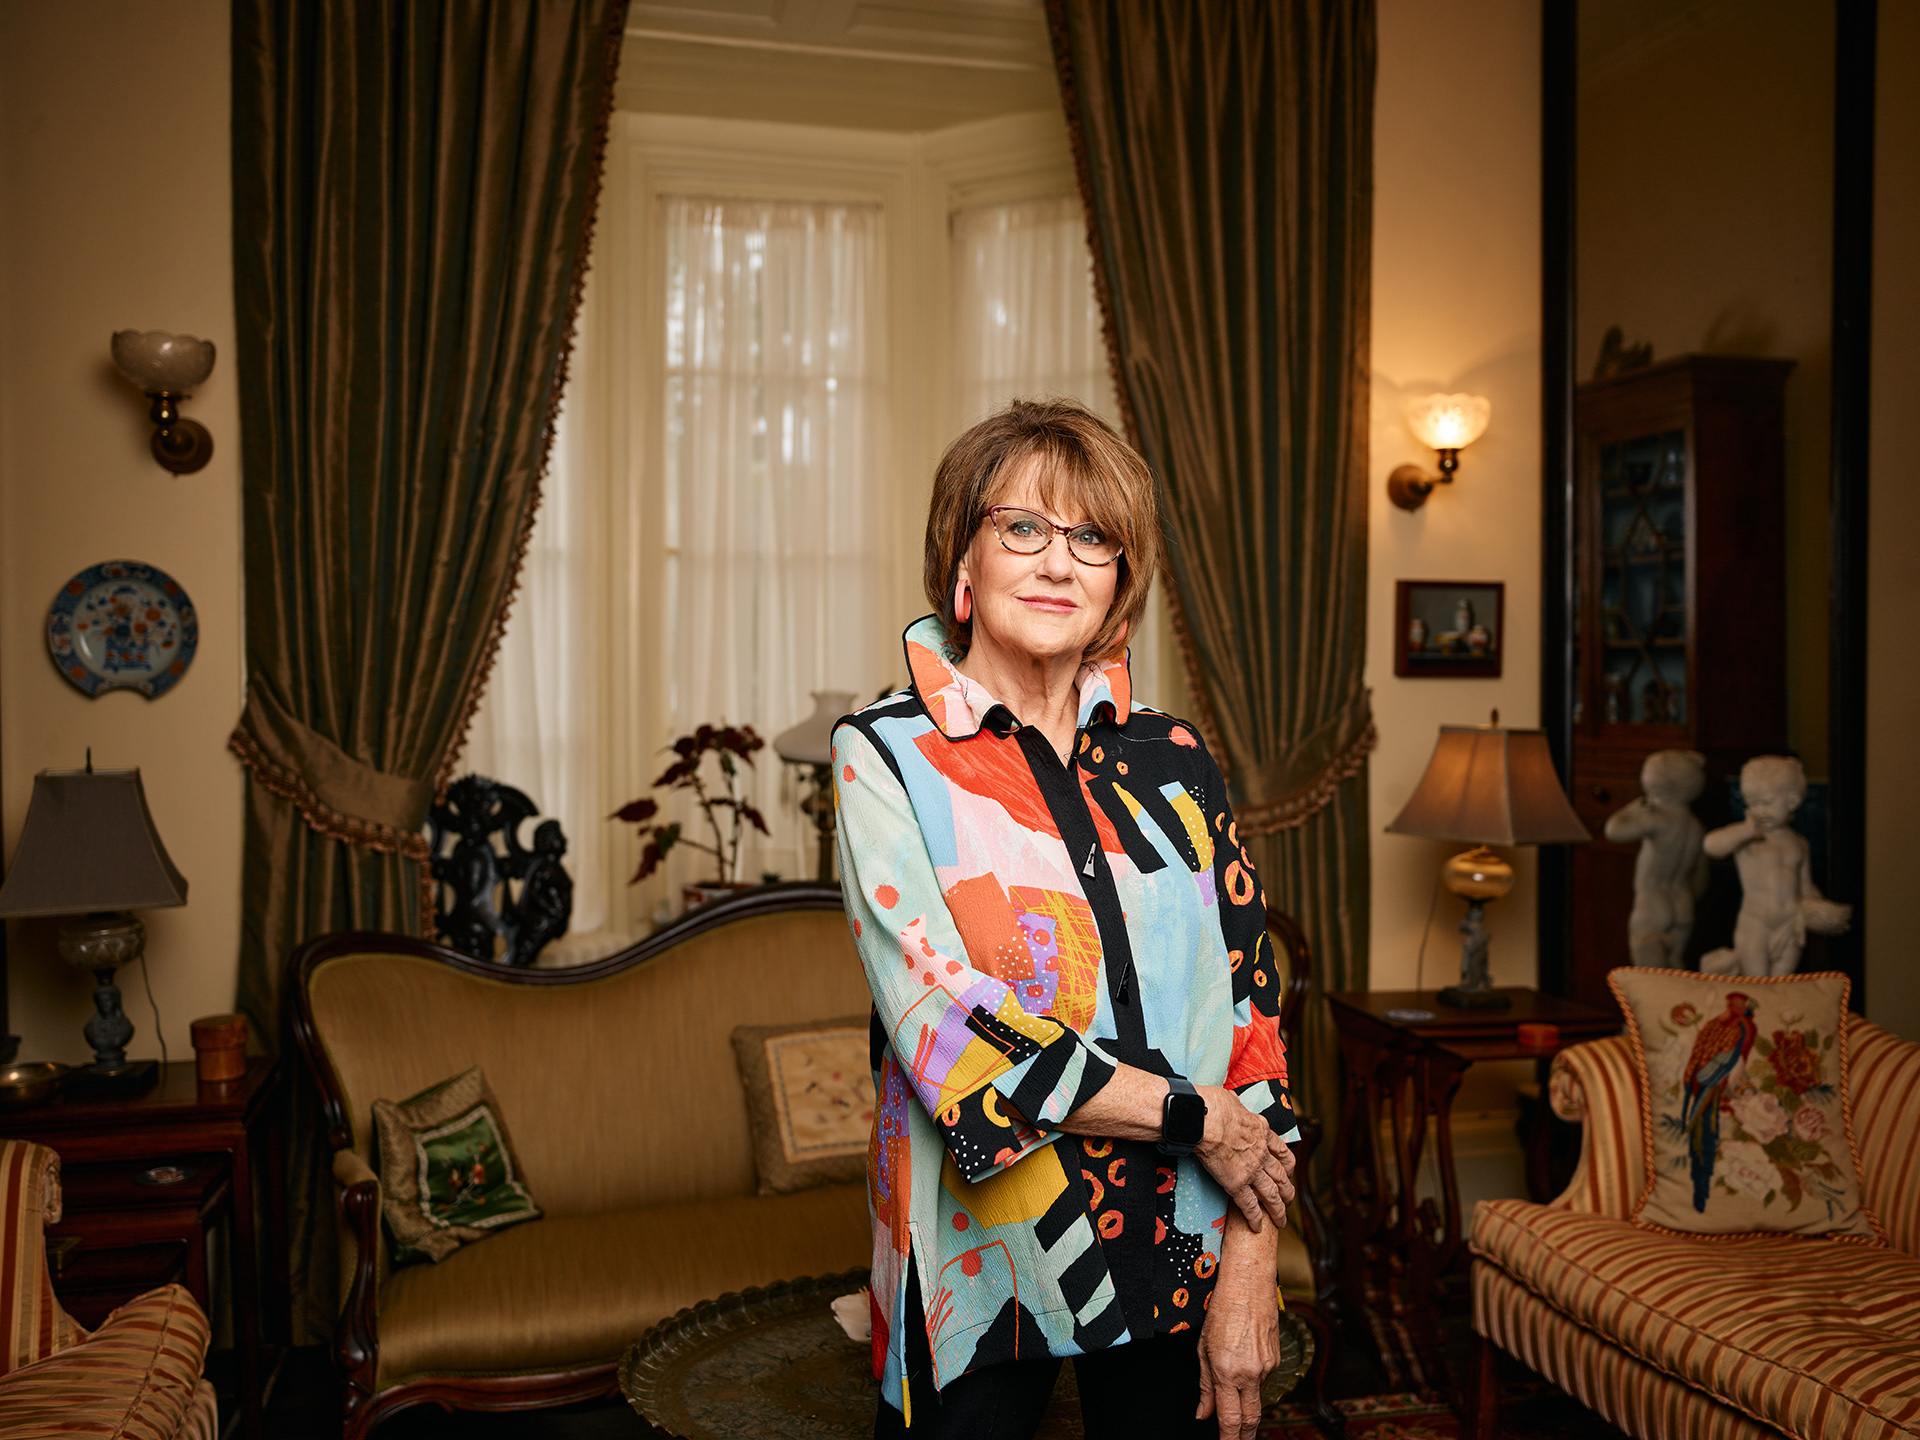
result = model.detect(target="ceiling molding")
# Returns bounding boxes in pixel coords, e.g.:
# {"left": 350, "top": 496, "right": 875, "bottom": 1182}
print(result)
{"left": 624, "top": 27, "right": 1037, "bottom": 71}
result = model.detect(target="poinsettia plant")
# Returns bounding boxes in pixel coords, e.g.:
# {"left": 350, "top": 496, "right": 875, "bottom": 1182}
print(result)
{"left": 613, "top": 724, "right": 769, "bottom": 884}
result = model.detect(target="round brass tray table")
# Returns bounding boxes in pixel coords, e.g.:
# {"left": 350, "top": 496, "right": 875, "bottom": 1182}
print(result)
{"left": 620, "top": 1270, "right": 1313, "bottom": 1440}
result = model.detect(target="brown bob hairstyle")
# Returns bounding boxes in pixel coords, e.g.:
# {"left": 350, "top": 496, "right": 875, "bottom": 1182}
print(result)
{"left": 924, "top": 398, "right": 1163, "bottom": 663}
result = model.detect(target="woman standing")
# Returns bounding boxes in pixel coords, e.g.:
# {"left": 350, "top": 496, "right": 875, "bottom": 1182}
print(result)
{"left": 835, "top": 401, "right": 1299, "bottom": 1440}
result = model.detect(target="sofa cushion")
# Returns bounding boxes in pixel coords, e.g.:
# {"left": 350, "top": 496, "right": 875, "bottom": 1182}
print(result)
{"left": 1610, "top": 968, "right": 1882, "bottom": 1242}
{"left": 374, "top": 1066, "right": 542, "bottom": 1263}
{"left": 0, "top": 1284, "right": 210, "bottom": 1440}
{"left": 1472, "top": 1200, "right": 1920, "bottom": 1438}
{"left": 1474, "top": 1263, "right": 1781, "bottom": 1440}
{"left": 375, "top": 1183, "right": 871, "bottom": 1385}
{"left": 731, "top": 1015, "right": 873, "bottom": 1194}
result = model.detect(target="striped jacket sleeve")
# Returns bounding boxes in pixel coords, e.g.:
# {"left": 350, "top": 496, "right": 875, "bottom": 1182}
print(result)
{"left": 834, "top": 722, "right": 1116, "bottom": 1182}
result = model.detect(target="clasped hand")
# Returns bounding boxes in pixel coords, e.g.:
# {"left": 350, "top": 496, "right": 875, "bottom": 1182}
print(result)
{"left": 1192, "top": 1085, "right": 1294, "bottom": 1231}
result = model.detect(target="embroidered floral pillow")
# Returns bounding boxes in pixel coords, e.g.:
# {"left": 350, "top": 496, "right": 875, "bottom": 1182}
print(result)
{"left": 731, "top": 1016, "right": 875, "bottom": 1195}
{"left": 1610, "top": 968, "right": 1883, "bottom": 1242}
{"left": 373, "top": 1066, "right": 542, "bottom": 1264}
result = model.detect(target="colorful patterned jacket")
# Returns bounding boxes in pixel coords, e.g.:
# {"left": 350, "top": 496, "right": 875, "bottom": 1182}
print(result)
{"left": 833, "top": 616, "right": 1298, "bottom": 1414}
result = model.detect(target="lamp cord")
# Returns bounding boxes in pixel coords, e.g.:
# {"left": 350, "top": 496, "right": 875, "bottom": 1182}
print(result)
{"left": 1414, "top": 868, "right": 1445, "bottom": 995}
{"left": 136, "top": 956, "right": 168, "bottom": 1070}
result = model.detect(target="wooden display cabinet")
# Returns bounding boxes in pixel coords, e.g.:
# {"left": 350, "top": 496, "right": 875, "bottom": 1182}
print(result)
{"left": 1566, "top": 355, "right": 1792, "bottom": 1012}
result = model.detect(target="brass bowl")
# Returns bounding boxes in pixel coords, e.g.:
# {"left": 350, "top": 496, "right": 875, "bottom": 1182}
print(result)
{"left": 0, "top": 1062, "right": 69, "bottom": 1110}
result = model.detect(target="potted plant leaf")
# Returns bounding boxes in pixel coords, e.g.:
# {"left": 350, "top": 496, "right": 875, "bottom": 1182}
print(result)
{"left": 613, "top": 723, "right": 771, "bottom": 912}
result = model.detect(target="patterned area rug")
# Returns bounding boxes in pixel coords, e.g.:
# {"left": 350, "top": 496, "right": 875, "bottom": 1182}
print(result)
{"left": 1262, "top": 1384, "right": 1629, "bottom": 1440}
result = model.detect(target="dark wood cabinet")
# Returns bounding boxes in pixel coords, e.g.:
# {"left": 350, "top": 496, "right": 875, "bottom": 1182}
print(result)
{"left": 1565, "top": 355, "right": 1792, "bottom": 1012}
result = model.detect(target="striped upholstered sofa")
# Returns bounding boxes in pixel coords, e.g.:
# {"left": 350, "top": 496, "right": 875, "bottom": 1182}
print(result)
{"left": 0, "top": 1140, "right": 217, "bottom": 1440}
{"left": 1466, "top": 1018, "right": 1920, "bottom": 1440}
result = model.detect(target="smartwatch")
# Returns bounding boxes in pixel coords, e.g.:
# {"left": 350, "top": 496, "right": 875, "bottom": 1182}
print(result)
{"left": 1158, "top": 1075, "right": 1207, "bottom": 1157}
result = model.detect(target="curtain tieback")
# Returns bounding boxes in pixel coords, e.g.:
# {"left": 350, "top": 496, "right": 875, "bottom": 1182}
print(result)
{"left": 229, "top": 688, "right": 434, "bottom": 859}
{"left": 1233, "top": 689, "right": 1377, "bottom": 836}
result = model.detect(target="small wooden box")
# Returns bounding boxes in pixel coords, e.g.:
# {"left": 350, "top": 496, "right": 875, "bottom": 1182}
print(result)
{"left": 188, "top": 1014, "right": 248, "bottom": 1083}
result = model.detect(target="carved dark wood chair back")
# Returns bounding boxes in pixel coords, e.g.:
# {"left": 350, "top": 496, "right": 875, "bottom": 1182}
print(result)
{"left": 1264, "top": 906, "right": 1344, "bottom": 1437}
{"left": 427, "top": 774, "right": 574, "bottom": 967}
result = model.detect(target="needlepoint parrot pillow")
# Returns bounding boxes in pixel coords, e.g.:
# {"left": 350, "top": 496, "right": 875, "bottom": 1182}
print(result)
{"left": 1610, "top": 968, "right": 1884, "bottom": 1243}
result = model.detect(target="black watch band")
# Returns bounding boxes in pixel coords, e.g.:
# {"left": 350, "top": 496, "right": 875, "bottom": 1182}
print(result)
{"left": 1158, "top": 1075, "right": 1207, "bottom": 1157}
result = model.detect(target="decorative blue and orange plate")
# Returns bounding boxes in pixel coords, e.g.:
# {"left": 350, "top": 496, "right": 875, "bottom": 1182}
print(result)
{"left": 46, "top": 560, "right": 198, "bottom": 698}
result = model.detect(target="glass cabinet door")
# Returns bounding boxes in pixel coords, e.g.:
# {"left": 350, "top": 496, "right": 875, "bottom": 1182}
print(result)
{"left": 1595, "top": 429, "right": 1687, "bottom": 727}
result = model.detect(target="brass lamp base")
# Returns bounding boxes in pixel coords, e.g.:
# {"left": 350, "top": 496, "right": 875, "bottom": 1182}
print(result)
{"left": 1437, "top": 847, "right": 1514, "bottom": 1010}
{"left": 56, "top": 913, "right": 148, "bottom": 1076}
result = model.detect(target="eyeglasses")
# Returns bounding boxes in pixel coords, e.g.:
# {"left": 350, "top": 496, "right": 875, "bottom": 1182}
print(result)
{"left": 986, "top": 506, "right": 1124, "bottom": 567}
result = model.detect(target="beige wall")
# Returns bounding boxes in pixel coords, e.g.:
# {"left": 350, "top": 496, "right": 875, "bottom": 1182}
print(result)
{"left": 0, "top": 1, "right": 244, "bottom": 1065}
{"left": 1867, "top": 3, "right": 1920, "bottom": 1042}
{"left": 1370, "top": 0, "right": 1543, "bottom": 1028}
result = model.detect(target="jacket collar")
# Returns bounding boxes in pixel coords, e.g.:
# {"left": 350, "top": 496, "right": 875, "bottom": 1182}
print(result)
{"left": 901, "top": 614, "right": 1132, "bottom": 740}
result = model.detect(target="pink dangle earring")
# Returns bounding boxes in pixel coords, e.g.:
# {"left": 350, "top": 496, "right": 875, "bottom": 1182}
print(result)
{"left": 953, "top": 576, "right": 972, "bottom": 623}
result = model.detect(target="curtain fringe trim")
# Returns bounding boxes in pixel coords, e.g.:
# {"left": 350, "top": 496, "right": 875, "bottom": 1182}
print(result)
{"left": 228, "top": 728, "right": 432, "bottom": 861}
{"left": 433, "top": 0, "right": 629, "bottom": 801}
{"left": 1045, "top": 0, "right": 1232, "bottom": 774}
{"left": 1236, "top": 721, "right": 1377, "bottom": 837}
{"left": 421, "top": 0, "right": 630, "bottom": 934}
{"left": 227, "top": 0, "right": 629, "bottom": 945}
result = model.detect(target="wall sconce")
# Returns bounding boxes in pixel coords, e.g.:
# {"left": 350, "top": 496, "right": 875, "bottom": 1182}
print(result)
{"left": 1387, "top": 392, "right": 1491, "bottom": 511}
{"left": 110, "top": 331, "right": 216, "bottom": 474}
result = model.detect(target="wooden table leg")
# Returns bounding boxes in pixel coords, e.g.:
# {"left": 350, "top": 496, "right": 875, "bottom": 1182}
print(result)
{"left": 264, "top": 1092, "right": 292, "bottom": 1350}
{"left": 1333, "top": 1031, "right": 1434, "bottom": 1390}
{"left": 1405, "top": 1047, "right": 1470, "bottom": 1395}
{"left": 228, "top": 1132, "right": 263, "bottom": 1440}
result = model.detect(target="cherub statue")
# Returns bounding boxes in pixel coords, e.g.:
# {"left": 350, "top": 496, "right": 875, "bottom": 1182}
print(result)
{"left": 1700, "top": 755, "right": 1850, "bottom": 977}
{"left": 1603, "top": 749, "right": 1708, "bottom": 968}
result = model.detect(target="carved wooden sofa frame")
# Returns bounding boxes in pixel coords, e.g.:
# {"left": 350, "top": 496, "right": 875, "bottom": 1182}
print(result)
{"left": 290, "top": 882, "right": 855, "bottom": 1438}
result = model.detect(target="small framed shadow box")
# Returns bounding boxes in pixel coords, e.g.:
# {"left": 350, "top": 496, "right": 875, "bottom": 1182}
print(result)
{"left": 1395, "top": 580, "right": 1504, "bottom": 678}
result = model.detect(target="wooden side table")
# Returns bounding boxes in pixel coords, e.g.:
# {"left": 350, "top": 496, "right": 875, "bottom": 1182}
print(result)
{"left": 0, "top": 1057, "right": 289, "bottom": 1439}
{"left": 1326, "top": 989, "right": 1617, "bottom": 1393}
{"left": 52, "top": 1152, "right": 234, "bottom": 1324}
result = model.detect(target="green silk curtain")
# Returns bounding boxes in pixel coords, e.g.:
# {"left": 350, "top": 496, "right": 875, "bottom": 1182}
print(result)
{"left": 229, "top": 0, "right": 627, "bottom": 1338}
{"left": 1048, "top": 0, "right": 1376, "bottom": 1123}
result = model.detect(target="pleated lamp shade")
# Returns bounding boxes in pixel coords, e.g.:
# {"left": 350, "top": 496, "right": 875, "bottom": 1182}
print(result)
{"left": 1386, "top": 726, "right": 1589, "bottom": 846}
{"left": 0, "top": 769, "right": 187, "bottom": 917}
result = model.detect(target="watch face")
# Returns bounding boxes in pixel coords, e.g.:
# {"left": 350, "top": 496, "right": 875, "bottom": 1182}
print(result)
{"left": 1165, "top": 1089, "right": 1207, "bottom": 1147}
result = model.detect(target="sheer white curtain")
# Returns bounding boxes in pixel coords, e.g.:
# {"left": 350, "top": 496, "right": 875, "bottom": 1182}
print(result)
{"left": 950, "top": 194, "right": 1174, "bottom": 710}
{"left": 462, "top": 351, "right": 615, "bottom": 950}
{"left": 660, "top": 196, "right": 890, "bottom": 886}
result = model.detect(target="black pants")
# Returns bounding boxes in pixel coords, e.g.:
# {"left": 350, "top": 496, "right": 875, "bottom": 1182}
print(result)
{"left": 873, "top": 1268, "right": 1214, "bottom": 1440}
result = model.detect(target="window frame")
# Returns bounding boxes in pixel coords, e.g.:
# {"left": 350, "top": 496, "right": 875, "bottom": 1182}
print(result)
{"left": 587, "top": 110, "right": 1083, "bottom": 929}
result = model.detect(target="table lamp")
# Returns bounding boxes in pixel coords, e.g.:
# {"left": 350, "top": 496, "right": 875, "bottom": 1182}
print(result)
{"left": 773, "top": 691, "right": 855, "bottom": 882}
{"left": 0, "top": 766, "right": 188, "bottom": 1089}
{"left": 1386, "top": 720, "right": 1587, "bottom": 1009}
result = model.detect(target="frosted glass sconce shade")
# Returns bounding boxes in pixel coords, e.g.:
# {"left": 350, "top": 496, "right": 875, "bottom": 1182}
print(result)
{"left": 1389, "top": 392, "right": 1493, "bottom": 511}
{"left": 110, "top": 331, "right": 216, "bottom": 474}
{"left": 1404, "top": 393, "right": 1492, "bottom": 451}
{"left": 111, "top": 331, "right": 215, "bottom": 394}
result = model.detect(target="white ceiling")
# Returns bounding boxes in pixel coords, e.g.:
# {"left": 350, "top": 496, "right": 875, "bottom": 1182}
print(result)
{"left": 619, "top": 0, "right": 1060, "bottom": 132}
